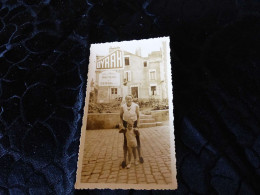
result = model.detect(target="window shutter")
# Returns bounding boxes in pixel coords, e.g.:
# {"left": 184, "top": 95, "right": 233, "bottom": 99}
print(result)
{"left": 129, "top": 71, "right": 131, "bottom": 81}
{"left": 124, "top": 71, "right": 126, "bottom": 80}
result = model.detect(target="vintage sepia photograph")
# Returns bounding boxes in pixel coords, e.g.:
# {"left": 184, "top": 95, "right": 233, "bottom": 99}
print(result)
{"left": 75, "top": 37, "right": 177, "bottom": 190}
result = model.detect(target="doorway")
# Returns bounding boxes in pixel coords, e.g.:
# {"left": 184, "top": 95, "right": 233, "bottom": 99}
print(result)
{"left": 131, "top": 87, "right": 138, "bottom": 98}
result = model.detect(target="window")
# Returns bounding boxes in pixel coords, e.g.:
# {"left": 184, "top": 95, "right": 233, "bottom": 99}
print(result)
{"left": 131, "top": 87, "right": 138, "bottom": 98}
{"left": 124, "top": 57, "right": 130, "bottom": 66}
{"left": 151, "top": 86, "right": 156, "bottom": 95}
{"left": 144, "top": 61, "right": 147, "bottom": 67}
{"left": 111, "top": 88, "right": 117, "bottom": 94}
{"left": 124, "top": 71, "right": 131, "bottom": 81}
{"left": 150, "top": 70, "right": 156, "bottom": 80}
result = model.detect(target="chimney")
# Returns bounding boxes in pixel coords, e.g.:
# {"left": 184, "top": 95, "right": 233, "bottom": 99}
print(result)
{"left": 135, "top": 48, "right": 141, "bottom": 56}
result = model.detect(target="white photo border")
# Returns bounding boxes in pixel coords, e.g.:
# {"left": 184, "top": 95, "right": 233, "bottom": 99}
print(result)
{"left": 75, "top": 37, "right": 177, "bottom": 190}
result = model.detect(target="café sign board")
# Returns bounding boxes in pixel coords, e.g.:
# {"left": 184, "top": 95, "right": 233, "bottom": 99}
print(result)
{"left": 96, "top": 50, "right": 123, "bottom": 69}
{"left": 99, "top": 70, "right": 120, "bottom": 86}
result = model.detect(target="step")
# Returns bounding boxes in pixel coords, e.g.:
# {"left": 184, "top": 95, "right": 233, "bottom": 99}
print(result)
{"left": 139, "top": 123, "right": 156, "bottom": 128}
{"left": 140, "top": 118, "right": 155, "bottom": 123}
{"left": 156, "top": 122, "right": 163, "bottom": 126}
{"left": 141, "top": 111, "right": 152, "bottom": 115}
{"left": 140, "top": 115, "right": 153, "bottom": 119}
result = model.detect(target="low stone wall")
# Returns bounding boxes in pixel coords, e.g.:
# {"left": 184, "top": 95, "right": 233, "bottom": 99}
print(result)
{"left": 87, "top": 113, "right": 120, "bottom": 130}
{"left": 87, "top": 110, "right": 169, "bottom": 129}
{"left": 151, "top": 109, "right": 169, "bottom": 121}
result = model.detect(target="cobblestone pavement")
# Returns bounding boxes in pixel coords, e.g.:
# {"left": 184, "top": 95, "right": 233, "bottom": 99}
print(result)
{"left": 81, "top": 125, "right": 175, "bottom": 185}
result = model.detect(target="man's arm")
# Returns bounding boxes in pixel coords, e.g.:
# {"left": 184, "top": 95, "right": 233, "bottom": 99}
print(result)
{"left": 136, "top": 104, "right": 140, "bottom": 127}
{"left": 120, "top": 106, "right": 124, "bottom": 128}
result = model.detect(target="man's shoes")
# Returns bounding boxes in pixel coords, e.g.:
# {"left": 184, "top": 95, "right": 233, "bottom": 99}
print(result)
{"left": 134, "top": 160, "right": 139, "bottom": 165}
{"left": 126, "top": 163, "right": 131, "bottom": 169}
{"left": 139, "top": 157, "right": 144, "bottom": 163}
{"left": 122, "top": 161, "right": 127, "bottom": 168}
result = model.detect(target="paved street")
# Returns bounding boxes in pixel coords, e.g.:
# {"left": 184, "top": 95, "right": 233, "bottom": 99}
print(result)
{"left": 80, "top": 125, "right": 175, "bottom": 185}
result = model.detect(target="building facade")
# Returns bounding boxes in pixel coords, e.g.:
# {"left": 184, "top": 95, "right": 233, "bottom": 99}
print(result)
{"left": 94, "top": 42, "right": 168, "bottom": 103}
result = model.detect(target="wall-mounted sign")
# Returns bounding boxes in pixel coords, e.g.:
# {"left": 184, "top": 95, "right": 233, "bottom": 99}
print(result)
{"left": 96, "top": 50, "right": 123, "bottom": 69}
{"left": 99, "top": 70, "right": 120, "bottom": 86}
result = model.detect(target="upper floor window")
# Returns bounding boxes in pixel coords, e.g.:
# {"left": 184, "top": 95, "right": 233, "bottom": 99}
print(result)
{"left": 144, "top": 61, "right": 147, "bottom": 67}
{"left": 124, "top": 57, "right": 130, "bottom": 66}
{"left": 124, "top": 71, "right": 131, "bottom": 81}
{"left": 149, "top": 70, "right": 156, "bottom": 80}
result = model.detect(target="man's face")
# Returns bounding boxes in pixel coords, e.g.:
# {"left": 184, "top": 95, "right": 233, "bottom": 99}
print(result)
{"left": 125, "top": 96, "right": 133, "bottom": 105}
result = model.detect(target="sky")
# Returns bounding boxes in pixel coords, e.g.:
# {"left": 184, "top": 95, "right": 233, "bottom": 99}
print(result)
{"left": 90, "top": 37, "right": 169, "bottom": 57}
{"left": 87, "top": 37, "right": 170, "bottom": 83}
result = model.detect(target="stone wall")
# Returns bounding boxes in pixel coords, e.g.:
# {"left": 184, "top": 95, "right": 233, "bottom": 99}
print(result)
{"left": 151, "top": 109, "right": 169, "bottom": 122}
{"left": 86, "top": 110, "right": 169, "bottom": 129}
{"left": 87, "top": 113, "right": 120, "bottom": 130}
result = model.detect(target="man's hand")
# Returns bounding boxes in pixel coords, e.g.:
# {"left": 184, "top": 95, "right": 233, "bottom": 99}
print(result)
{"left": 119, "top": 123, "right": 126, "bottom": 133}
{"left": 134, "top": 129, "right": 140, "bottom": 136}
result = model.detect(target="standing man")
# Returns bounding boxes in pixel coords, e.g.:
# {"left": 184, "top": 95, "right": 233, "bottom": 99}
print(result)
{"left": 120, "top": 95, "right": 140, "bottom": 128}
{"left": 120, "top": 95, "right": 144, "bottom": 168}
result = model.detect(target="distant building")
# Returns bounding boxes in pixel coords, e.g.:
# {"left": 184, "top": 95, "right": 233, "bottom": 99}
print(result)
{"left": 94, "top": 42, "right": 168, "bottom": 103}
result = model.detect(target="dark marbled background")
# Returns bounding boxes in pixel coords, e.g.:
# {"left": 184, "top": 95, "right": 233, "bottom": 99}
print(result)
{"left": 0, "top": 0, "right": 260, "bottom": 194}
